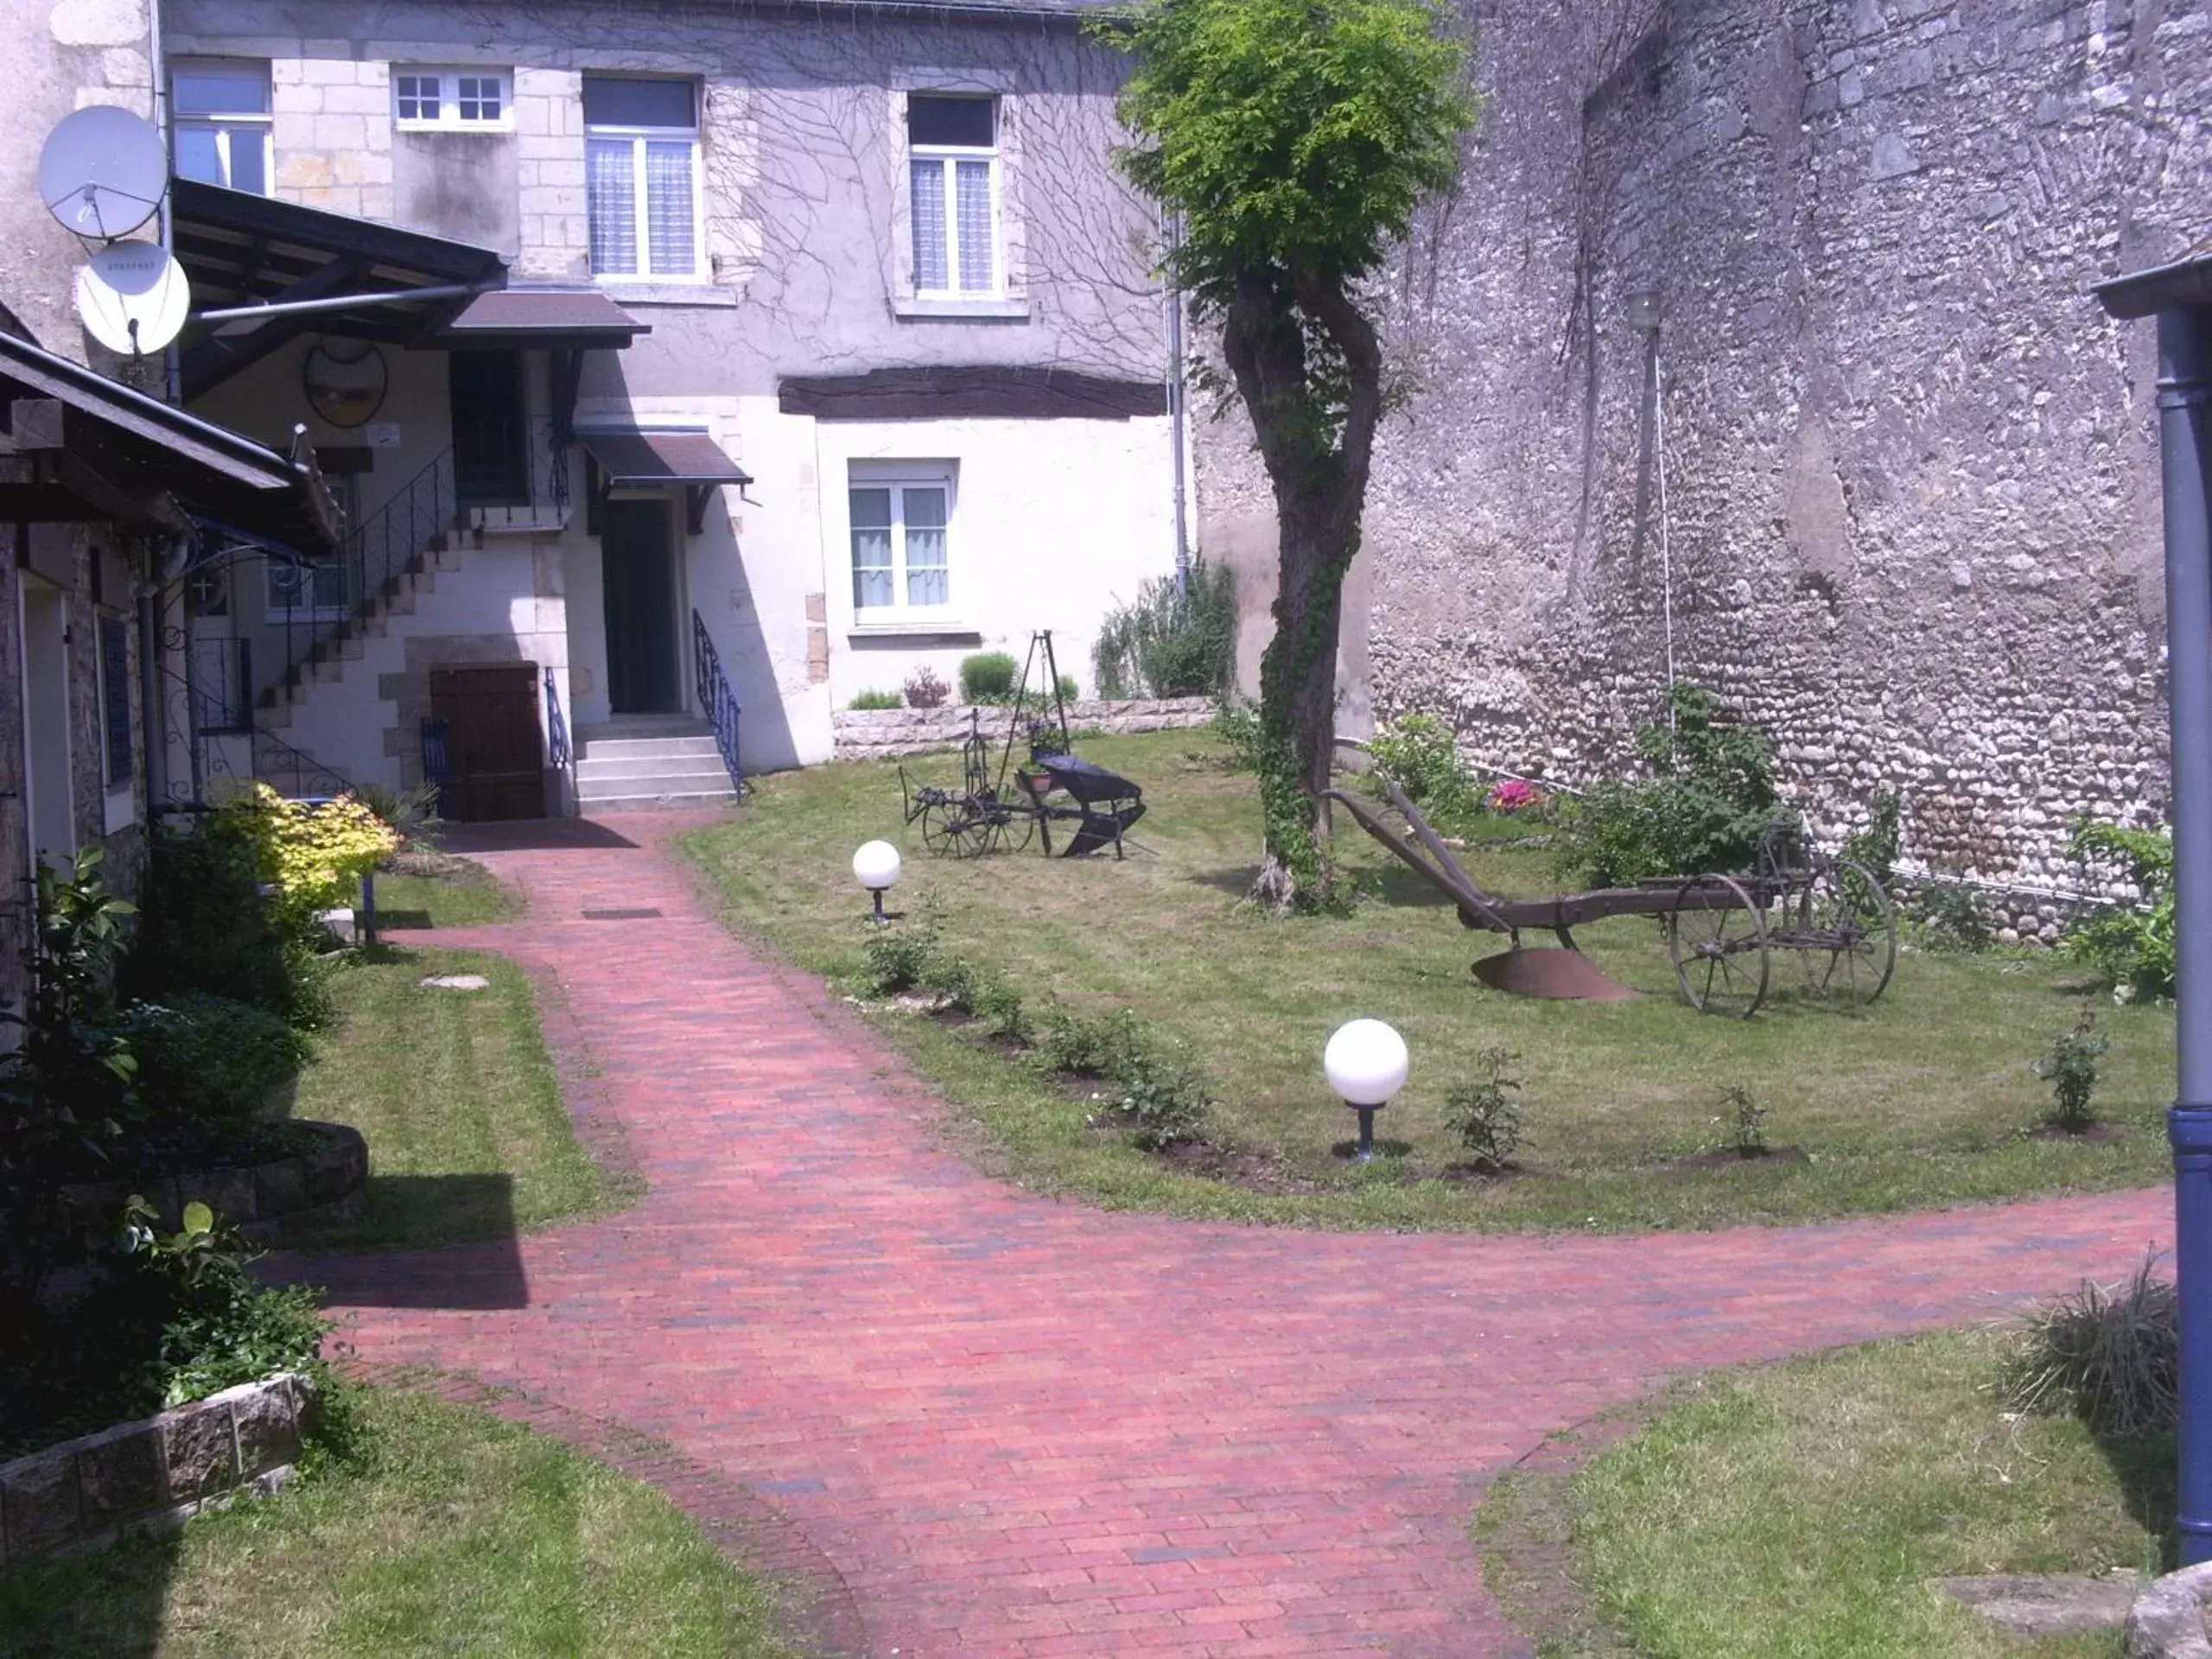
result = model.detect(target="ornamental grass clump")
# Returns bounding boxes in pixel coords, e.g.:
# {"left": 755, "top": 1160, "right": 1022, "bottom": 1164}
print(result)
{"left": 2008, "top": 1254, "right": 2177, "bottom": 1436}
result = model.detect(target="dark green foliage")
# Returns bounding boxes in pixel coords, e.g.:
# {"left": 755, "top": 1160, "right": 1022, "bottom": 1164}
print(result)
{"left": 858, "top": 903, "right": 944, "bottom": 996}
{"left": 848, "top": 688, "right": 902, "bottom": 711}
{"left": 1056, "top": 673, "right": 1081, "bottom": 703}
{"left": 1040, "top": 1003, "right": 1148, "bottom": 1077}
{"left": 2010, "top": 1255, "right": 2177, "bottom": 1436}
{"left": 960, "top": 652, "right": 1020, "bottom": 703}
{"left": 128, "top": 994, "right": 308, "bottom": 1137}
{"left": 2064, "top": 821, "right": 2176, "bottom": 1001}
{"left": 1841, "top": 790, "right": 1904, "bottom": 888}
{"left": 352, "top": 779, "right": 442, "bottom": 832}
{"left": 1110, "top": 1046, "right": 1211, "bottom": 1150}
{"left": 1555, "top": 684, "right": 1785, "bottom": 887}
{"left": 124, "top": 818, "right": 330, "bottom": 1028}
{"left": 1443, "top": 1046, "right": 1523, "bottom": 1171}
{"left": 973, "top": 976, "right": 1034, "bottom": 1047}
{"left": 1720, "top": 1084, "right": 1766, "bottom": 1157}
{"left": 2034, "top": 1011, "right": 2109, "bottom": 1133}
{"left": 1207, "top": 700, "right": 1263, "bottom": 772}
{"left": 1367, "top": 713, "right": 1482, "bottom": 832}
{"left": 1092, "top": 557, "right": 1237, "bottom": 700}
{"left": 1911, "top": 881, "right": 1994, "bottom": 952}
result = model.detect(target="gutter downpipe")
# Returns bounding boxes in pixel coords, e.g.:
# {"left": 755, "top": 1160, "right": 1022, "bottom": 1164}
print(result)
{"left": 2158, "top": 302, "right": 2212, "bottom": 1568}
{"left": 1166, "top": 213, "right": 1190, "bottom": 602}
{"left": 144, "top": 0, "right": 175, "bottom": 814}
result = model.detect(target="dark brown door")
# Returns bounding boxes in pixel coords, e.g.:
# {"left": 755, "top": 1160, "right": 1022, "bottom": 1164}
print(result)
{"left": 448, "top": 351, "right": 528, "bottom": 505}
{"left": 429, "top": 664, "right": 544, "bottom": 822}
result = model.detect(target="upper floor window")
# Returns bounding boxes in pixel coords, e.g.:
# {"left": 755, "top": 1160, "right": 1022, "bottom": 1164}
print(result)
{"left": 394, "top": 67, "right": 512, "bottom": 130}
{"left": 907, "top": 95, "right": 997, "bottom": 296}
{"left": 583, "top": 77, "right": 700, "bottom": 282}
{"left": 172, "top": 60, "right": 271, "bottom": 194}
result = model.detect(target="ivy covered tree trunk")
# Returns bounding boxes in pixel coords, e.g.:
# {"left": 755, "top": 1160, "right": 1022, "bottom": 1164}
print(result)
{"left": 1227, "top": 278, "right": 1382, "bottom": 912}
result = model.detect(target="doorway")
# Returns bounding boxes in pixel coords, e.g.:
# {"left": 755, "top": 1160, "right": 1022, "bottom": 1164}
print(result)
{"left": 19, "top": 578, "right": 73, "bottom": 869}
{"left": 601, "top": 498, "right": 681, "bottom": 715}
{"left": 429, "top": 664, "right": 546, "bottom": 822}
{"left": 448, "top": 351, "right": 528, "bottom": 505}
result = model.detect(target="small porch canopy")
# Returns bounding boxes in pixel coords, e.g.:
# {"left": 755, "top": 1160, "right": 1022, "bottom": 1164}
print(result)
{"left": 171, "top": 179, "right": 646, "bottom": 402}
{"left": 0, "top": 328, "right": 339, "bottom": 552}
{"left": 577, "top": 427, "right": 752, "bottom": 533}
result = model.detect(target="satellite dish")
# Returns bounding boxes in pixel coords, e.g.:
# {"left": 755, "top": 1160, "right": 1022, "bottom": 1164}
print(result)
{"left": 76, "top": 243, "right": 191, "bottom": 356}
{"left": 39, "top": 105, "right": 168, "bottom": 240}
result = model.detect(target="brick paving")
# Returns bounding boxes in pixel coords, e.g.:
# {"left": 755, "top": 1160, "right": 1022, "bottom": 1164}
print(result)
{"left": 307, "top": 814, "right": 2174, "bottom": 1656}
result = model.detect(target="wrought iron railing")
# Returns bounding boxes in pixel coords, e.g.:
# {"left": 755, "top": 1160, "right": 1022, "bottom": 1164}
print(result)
{"left": 160, "top": 653, "right": 352, "bottom": 805}
{"left": 691, "top": 609, "right": 743, "bottom": 797}
{"left": 544, "top": 665, "right": 571, "bottom": 770}
{"left": 186, "top": 635, "right": 253, "bottom": 734}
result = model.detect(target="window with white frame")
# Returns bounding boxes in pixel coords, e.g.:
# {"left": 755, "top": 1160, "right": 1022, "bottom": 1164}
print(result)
{"left": 583, "top": 77, "right": 701, "bottom": 281}
{"left": 393, "top": 67, "right": 512, "bottom": 129}
{"left": 907, "top": 95, "right": 997, "bottom": 296}
{"left": 264, "top": 555, "right": 349, "bottom": 620}
{"left": 849, "top": 467, "right": 953, "bottom": 616}
{"left": 172, "top": 60, "right": 272, "bottom": 194}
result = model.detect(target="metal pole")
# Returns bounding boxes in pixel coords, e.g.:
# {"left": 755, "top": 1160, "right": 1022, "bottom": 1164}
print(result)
{"left": 1166, "top": 213, "right": 1191, "bottom": 603}
{"left": 190, "top": 283, "right": 493, "bottom": 325}
{"left": 2159, "top": 302, "right": 2212, "bottom": 1567}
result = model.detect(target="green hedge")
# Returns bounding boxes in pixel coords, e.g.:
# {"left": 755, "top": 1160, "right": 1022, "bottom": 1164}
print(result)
{"left": 130, "top": 993, "right": 309, "bottom": 1135}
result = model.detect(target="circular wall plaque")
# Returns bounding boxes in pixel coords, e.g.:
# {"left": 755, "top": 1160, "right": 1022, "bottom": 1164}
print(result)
{"left": 302, "top": 340, "right": 389, "bottom": 428}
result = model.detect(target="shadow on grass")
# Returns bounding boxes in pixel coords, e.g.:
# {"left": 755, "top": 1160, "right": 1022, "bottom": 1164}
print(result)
{"left": 285, "top": 1174, "right": 531, "bottom": 1310}
{"left": 435, "top": 820, "right": 639, "bottom": 852}
{"left": 0, "top": 1522, "right": 182, "bottom": 1658}
{"left": 372, "top": 909, "right": 437, "bottom": 931}
{"left": 2094, "top": 1427, "right": 2179, "bottom": 1572}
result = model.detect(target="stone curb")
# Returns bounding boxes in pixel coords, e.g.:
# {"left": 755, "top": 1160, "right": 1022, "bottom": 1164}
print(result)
{"left": 2127, "top": 1562, "right": 2212, "bottom": 1657}
{"left": 830, "top": 696, "right": 1217, "bottom": 760}
{"left": 0, "top": 1373, "right": 318, "bottom": 1569}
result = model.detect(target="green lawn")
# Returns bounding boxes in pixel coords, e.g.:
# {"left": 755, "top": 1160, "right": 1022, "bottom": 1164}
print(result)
{"left": 0, "top": 1388, "right": 794, "bottom": 1658}
{"left": 367, "top": 852, "right": 520, "bottom": 931}
{"left": 287, "top": 948, "right": 633, "bottom": 1250}
{"left": 684, "top": 730, "right": 2175, "bottom": 1232}
{"left": 1495, "top": 1325, "right": 2171, "bottom": 1658}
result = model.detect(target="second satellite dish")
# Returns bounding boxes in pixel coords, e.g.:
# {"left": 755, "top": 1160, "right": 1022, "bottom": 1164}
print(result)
{"left": 39, "top": 105, "right": 168, "bottom": 240}
{"left": 77, "top": 243, "right": 191, "bottom": 356}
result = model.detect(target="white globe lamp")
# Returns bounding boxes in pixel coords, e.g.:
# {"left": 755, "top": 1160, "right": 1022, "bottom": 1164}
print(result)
{"left": 1325, "top": 1018, "right": 1409, "bottom": 1160}
{"left": 853, "top": 839, "right": 901, "bottom": 925}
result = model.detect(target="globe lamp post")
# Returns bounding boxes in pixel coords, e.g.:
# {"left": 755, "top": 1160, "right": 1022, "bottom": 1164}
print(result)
{"left": 1325, "top": 1019, "right": 1408, "bottom": 1162}
{"left": 853, "top": 840, "right": 901, "bottom": 925}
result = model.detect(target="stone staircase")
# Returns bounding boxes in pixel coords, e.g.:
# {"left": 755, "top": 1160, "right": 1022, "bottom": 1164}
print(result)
{"left": 574, "top": 718, "right": 740, "bottom": 811}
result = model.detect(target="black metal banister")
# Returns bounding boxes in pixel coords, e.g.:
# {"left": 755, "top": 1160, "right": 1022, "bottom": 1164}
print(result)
{"left": 544, "top": 666, "right": 571, "bottom": 770}
{"left": 691, "top": 610, "right": 743, "bottom": 797}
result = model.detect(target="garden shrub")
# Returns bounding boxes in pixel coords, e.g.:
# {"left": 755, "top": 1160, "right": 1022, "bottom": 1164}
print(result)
{"left": 1092, "top": 556, "right": 1236, "bottom": 699}
{"left": 1040, "top": 1003, "right": 1147, "bottom": 1077}
{"left": 2064, "top": 820, "right": 2175, "bottom": 1001}
{"left": 1208, "top": 700, "right": 1262, "bottom": 772}
{"left": 2033, "top": 1012, "right": 2108, "bottom": 1133}
{"left": 960, "top": 652, "right": 1020, "bottom": 703}
{"left": 849, "top": 688, "right": 902, "bottom": 710}
{"left": 124, "top": 817, "right": 326, "bottom": 1028}
{"left": 1443, "top": 1046, "right": 1523, "bottom": 1171}
{"left": 974, "top": 977, "right": 1034, "bottom": 1047}
{"left": 224, "top": 784, "right": 402, "bottom": 926}
{"left": 1368, "top": 713, "right": 1481, "bottom": 830}
{"left": 128, "top": 994, "right": 308, "bottom": 1137}
{"left": 1109, "top": 1046, "right": 1211, "bottom": 1150}
{"left": 1554, "top": 683, "right": 1785, "bottom": 887}
{"left": 2009, "top": 1254, "right": 2176, "bottom": 1437}
{"left": 903, "top": 665, "right": 950, "bottom": 709}
{"left": 1719, "top": 1084, "right": 1767, "bottom": 1157}
{"left": 1056, "top": 673, "right": 1080, "bottom": 702}
{"left": 858, "top": 903, "right": 943, "bottom": 995}
{"left": 1910, "top": 880, "right": 1994, "bottom": 952}
{"left": 1840, "top": 788, "right": 1904, "bottom": 888}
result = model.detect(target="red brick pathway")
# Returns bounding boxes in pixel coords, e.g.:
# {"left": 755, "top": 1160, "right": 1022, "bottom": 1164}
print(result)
{"left": 314, "top": 814, "right": 2173, "bottom": 1656}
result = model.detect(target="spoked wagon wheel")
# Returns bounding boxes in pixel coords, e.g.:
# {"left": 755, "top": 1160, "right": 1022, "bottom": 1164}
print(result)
{"left": 1794, "top": 857, "right": 1897, "bottom": 1004}
{"left": 1668, "top": 874, "right": 1771, "bottom": 1018}
{"left": 918, "top": 800, "right": 988, "bottom": 858}
{"left": 987, "top": 802, "right": 1038, "bottom": 856}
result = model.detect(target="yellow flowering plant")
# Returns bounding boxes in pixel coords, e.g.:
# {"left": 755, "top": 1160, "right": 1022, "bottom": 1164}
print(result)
{"left": 218, "top": 785, "right": 401, "bottom": 924}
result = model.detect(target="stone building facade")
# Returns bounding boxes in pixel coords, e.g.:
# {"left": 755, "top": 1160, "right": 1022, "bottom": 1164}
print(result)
{"left": 1198, "top": 0, "right": 2210, "bottom": 887}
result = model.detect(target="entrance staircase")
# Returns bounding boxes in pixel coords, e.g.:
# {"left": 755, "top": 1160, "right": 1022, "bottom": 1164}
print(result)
{"left": 574, "top": 717, "right": 741, "bottom": 811}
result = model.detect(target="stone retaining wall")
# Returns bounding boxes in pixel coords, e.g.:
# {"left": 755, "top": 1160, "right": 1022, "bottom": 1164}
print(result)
{"left": 0, "top": 1374, "right": 317, "bottom": 1567}
{"left": 832, "top": 697, "right": 1217, "bottom": 761}
{"left": 57, "top": 1122, "right": 369, "bottom": 1247}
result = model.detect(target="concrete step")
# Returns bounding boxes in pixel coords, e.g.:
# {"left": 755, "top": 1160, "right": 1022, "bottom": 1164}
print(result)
{"left": 575, "top": 752, "right": 733, "bottom": 782}
{"left": 575, "top": 785, "right": 741, "bottom": 811}
{"left": 574, "top": 734, "right": 722, "bottom": 764}
{"left": 577, "top": 766, "right": 734, "bottom": 797}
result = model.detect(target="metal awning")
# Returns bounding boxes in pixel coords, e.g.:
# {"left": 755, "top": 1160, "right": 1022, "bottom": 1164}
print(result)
{"left": 0, "top": 328, "right": 338, "bottom": 551}
{"left": 436, "top": 289, "right": 645, "bottom": 347}
{"left": 578, "top": 427, "right": 751, "bottom": 534}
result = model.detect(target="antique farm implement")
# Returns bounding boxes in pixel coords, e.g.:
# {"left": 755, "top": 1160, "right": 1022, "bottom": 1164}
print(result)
{"left": 1323, "top": 780, "right": 1896, "bottom": 1016}
{"left": 898, "top": 632, "right": 1147, "bottom": 860}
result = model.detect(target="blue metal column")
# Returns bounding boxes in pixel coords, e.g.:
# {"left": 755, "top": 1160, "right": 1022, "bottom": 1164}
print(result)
{"left": 2158, "top": 302, "right": 2212, "bottom": 1566}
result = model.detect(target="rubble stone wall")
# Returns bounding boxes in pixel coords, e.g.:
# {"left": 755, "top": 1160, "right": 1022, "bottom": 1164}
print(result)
{"left": 833, "top": 696, "right": 1216, "bottom": 760}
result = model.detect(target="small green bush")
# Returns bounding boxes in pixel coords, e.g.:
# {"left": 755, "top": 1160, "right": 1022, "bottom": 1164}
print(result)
{"left": 1110, "top": 1047, "right": 1211, "bottom": 1150}
{"left": 1093, "top": 556, "right": 1236, "bottom": 699}
{"left": 2065, "top": 821, "right": 2175, "bottom": 1001}
{"left": 124, "top": 819, "right": 327, "bottom": 1028}
{"left": 1056, "top": 673, "right": 1080, "bottom": 702}
{"left": 1911, "top": 881, "right": 1993, "bottom": 952}
{"left": 1040, "top": 1003, "right": 1147, "bottom": 1078}
{"left": 1368, "top": 713, "right": 1482, "bottom": 830}
{"left": 2010, "top": 1254, "right": 2176, "bottom": 1436}
{"left": 849, "top": 688, "right": 902, "bottom": 711}
{"left": 1443, "top": 1046, "right": 1523, "bottom": 1171}
{"left": 1554, "top": 683, "right": 1785, "bottom": 887}
{"left": 2033, "top": 1011, "right": 2108, "bottom": 1133}
{"left": 1840, "top": 789, "right": 1904, "bottom": 888}
{"left": 1208, "top": 700, "right": 1262, "bottom": 772}
{"left": 960, "top": 652, "right": 1020, "bottom": 703}
{"left": 1719, "top": 1084, "right": 1766, "bottom": 1157}
{"left": 128, "top": 994, "right": 309, "bottom": 1136}
{"left": 858, "top": 904, "right": 943, "bottom": 995}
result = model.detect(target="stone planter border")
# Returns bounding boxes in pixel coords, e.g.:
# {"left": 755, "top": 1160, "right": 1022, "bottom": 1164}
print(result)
{"left": 58, "top": 1121, "right": 369, "bottom": 1246}
{"left": 832, "top": 696, "right": 1217, "bottom": 761}
{"left": 0, "top": 1373, "right": 318, "bottom": 1567}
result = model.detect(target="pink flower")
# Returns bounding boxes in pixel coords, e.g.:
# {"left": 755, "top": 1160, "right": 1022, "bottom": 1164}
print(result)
{"left": 1490, "top": 779, "right": 1543, "bottom": 814}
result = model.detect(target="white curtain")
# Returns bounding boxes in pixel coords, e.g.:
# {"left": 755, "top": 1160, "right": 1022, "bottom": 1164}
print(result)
{"left": 588, "top": 137, "right": 638, "bottom": 276}
{"left": 850, "top": 489, "right": 894, "bottom": 609}
{"left": 910, "top": 159, "right": 949, "bottom": 291}
{"left": 903, "top": 487, "right": 949, "bottom": 607}
{"left": 645, "top": 140, "right": 696, "bottom": 276}
{"left": 955, "top": 161, "right": 993, "bottom": 292}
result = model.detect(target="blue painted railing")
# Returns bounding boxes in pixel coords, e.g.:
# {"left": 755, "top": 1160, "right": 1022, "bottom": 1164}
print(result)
{"left": 690, "top": 609, "right": 743, "bottom": 797}
{"left": 543, "top": 665, "right": 571, "bottom": 770}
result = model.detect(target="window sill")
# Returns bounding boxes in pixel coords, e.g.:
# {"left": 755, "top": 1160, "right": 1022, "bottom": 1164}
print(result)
{"left": 599, "top": 283, "right": 738, "bottom": 308}
{"left": 893, "top": 296, "right": 1031, "bottom": 322}
{"left": 264, "top": 610, "right": 350, "bottom": 625}
{"left": 848, "top": 620, "right": 980, "bottom": 640}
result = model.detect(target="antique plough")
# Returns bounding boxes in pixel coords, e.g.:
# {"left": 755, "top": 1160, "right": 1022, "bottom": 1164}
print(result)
{"left": 1323, "top": 781, "right": 1896, "bottom": 1016}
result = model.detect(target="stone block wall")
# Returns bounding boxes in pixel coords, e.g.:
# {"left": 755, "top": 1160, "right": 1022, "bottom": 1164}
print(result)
{"left": 1198, "top": 0, "right": 2210, "bottom": 888}
{"left": 832, "top": 696, "right": 1216, "bottom": 760}
{"left": 0, "top": 1374, "right": 317, "bottom": 1567}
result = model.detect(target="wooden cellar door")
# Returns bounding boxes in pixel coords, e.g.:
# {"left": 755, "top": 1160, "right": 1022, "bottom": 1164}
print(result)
{"left": 429, "top": 664, "right": 546, "bottom": 822}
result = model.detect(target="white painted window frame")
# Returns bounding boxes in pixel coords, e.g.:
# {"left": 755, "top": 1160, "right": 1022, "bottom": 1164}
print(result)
{"left": 392, "top": 67, "right": 514, "bottom": 131}
{"left": 263, "top": 555, "right": 350, "bottom": 623}
{"left": 908, "top": 124, "right": 1001, "bottom": 299}
{"left": 172, "top": 59, "right": 273, "bottom": 196}
{"left": 848, "top": 463, "right": 958, "bottom": 626}
{"left": 585, "top": 96, "right": 706, "bottom": 285}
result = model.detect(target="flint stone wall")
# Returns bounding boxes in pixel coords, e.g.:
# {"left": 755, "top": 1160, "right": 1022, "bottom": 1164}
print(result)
{"left": 1198, "top": 0, "right": 2209, "bottom": 887}
{"left": 833, "top": 696, "right": 1216, "bottom": 760}
{"left": 0, "top": 1374, "right": 317, "bottom": 1567}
